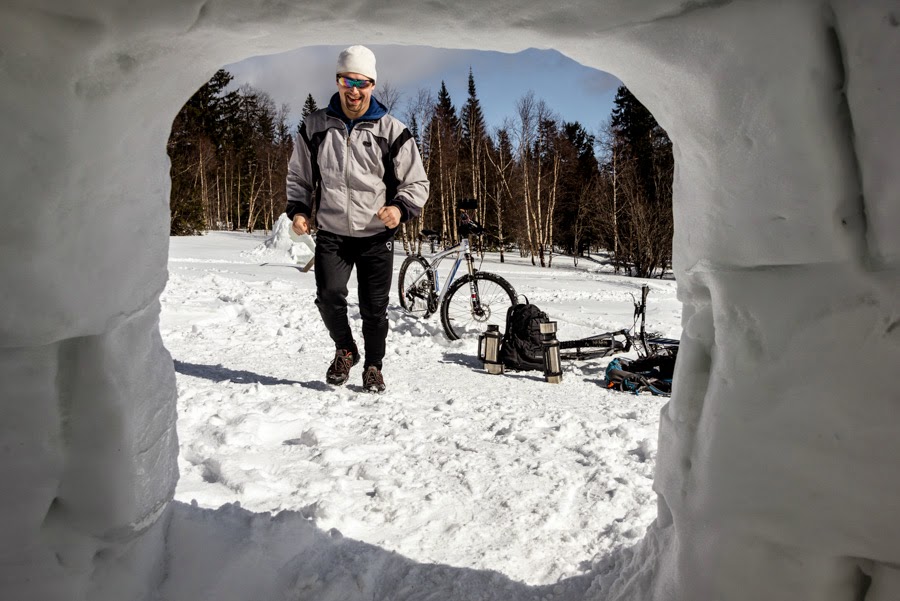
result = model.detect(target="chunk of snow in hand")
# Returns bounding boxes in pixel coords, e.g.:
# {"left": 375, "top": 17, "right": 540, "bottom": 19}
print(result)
{"left": 243, "top": 213, "right": 315, "bottom": 267}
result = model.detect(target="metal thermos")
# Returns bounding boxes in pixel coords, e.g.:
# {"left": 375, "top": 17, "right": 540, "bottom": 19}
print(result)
{"left": 478, "top": 324, "right": 504, "bottom": 375}
{"left": 540, "top": 321, "right": 563, "bottom": 383}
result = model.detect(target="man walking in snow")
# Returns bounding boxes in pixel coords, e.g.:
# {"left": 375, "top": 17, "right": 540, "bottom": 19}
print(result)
{"left": 287, "top": 45, "right": 429, "bottom": 393}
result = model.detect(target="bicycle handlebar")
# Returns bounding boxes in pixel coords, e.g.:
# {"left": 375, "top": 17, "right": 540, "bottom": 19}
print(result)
{"left": 417, "top": 213, "right": 484, "bottom": 241}
{"left": 458, "top": 218, "right": 483, "bottom": 237}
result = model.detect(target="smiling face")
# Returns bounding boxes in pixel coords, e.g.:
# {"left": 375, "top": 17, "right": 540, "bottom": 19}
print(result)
{"left": 337, "top": 72, "right": 375, "bottom": 119}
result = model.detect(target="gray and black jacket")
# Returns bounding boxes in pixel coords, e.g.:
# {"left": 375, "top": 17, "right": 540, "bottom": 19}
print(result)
{"left": 286, "top": 94, "right": 429, "bottom": 237}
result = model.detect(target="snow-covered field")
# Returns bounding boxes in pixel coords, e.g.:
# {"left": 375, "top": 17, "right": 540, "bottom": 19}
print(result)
{"left": 162, "top": 228, "right": 681, "bottom": 590}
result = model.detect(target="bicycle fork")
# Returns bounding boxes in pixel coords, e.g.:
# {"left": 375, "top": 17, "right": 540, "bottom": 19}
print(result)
{"left": 464, "top": 252, "right": 485, "bottom": 317}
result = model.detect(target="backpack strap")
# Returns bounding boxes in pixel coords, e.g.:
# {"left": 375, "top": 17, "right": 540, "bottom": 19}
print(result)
{"left": 502, "top": 302, "right": 518, "bottom": 342}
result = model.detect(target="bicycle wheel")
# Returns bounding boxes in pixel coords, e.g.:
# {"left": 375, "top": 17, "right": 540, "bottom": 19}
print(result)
{"left": 440, "top": 272, "right": 516, "bottom": 340}
{"left": 398, "top": 255, "right": 435, "bottom": 317}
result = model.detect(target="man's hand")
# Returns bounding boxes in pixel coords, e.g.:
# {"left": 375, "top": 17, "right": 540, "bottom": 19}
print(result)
{"left": 377, "top": 205, "right": 401, "bottom": 229}
{"left": 292, "top": 214, "right": 309, "bottom": 235}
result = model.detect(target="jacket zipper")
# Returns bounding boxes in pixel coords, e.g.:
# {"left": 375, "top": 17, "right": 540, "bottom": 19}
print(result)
{"left": 345, "top": 129, "right": 352, "bottom": 234}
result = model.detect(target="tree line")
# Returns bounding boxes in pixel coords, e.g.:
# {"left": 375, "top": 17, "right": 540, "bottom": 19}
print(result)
{"left": 168, "top": 68, "right": 673, "bottom": 277}
{"left": 168, "top": 70, "right": 293, "bottom": 235}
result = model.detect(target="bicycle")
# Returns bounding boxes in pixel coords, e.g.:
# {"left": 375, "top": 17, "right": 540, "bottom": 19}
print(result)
{"left": 397, "top": 199, "right": 517, "bottom": 340}
{"left": 557, "top": 285, "right": 679, "bottom": 361}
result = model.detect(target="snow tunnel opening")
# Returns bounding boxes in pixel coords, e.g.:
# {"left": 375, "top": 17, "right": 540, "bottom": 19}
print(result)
{"left": 5, "top": 2, "right": 899, "bottom": 599}
{"left": 162, "top": 43, "right": 678, "bottom": 587}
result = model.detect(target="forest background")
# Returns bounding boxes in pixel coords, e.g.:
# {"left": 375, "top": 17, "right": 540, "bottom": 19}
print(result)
{"left": 167, "top": 69, "right": 674, "bottom": 277}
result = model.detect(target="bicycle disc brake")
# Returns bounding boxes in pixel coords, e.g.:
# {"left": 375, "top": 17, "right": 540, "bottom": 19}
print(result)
{"left": 427, "top": 292, "right": 439, "bottom": 314}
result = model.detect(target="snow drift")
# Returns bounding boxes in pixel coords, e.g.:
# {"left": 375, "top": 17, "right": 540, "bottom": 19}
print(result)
{"left": 1, "top": 0, "right": 898, "bottom": 599}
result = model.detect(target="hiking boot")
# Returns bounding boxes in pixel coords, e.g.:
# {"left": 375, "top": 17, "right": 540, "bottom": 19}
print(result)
{"left": 362, "top": 365, "right": 386, "bottom": 393}
{"left": 326, "top": 346, "right": 359, "bottom": 386}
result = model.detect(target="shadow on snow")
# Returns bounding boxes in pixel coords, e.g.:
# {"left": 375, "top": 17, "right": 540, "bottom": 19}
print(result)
{"left": 160, "top": 500, "right": 651, "bottom": 601}
{"left": 173, "top": 359, "right": 330, "bottom": 391}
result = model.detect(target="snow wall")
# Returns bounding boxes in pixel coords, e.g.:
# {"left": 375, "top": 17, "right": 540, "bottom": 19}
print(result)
{"left": 1, "top": 0, "right": 898, "bottom": 600}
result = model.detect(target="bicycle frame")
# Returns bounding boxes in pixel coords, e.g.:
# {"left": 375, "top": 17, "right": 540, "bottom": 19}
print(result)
{"left": 412, "top": 235, "right": 477, "bottom": 312}
{"left": 399, "top": 205, "right": 517, "bottom": 340}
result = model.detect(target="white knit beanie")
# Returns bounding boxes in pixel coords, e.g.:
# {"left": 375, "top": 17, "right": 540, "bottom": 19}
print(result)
{"left": 336, "top": 45, "right": 377, "bottom": 82}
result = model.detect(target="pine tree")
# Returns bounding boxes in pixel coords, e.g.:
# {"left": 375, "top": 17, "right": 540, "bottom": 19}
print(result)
{"left": 610, "top": 86, "right": 665, "bottom": 203}
{"left": 425, "top": 81, "right": 461, "bottom": 238}
{"left": 460, "top": 68, "right": 486, "bottom": 143}
{"left": 168, "top": 69, "right": 237, "bottom": 234}
{"left": 496, "top": 128, "right": 513, "bottom": 162}
{"left": 409, "top": 113, "right": 420, "bottom": 149}
{"left": 563, "top": 121, "right": 599, "bottom": 177}
{"left": 551, "top": 121, "right": 599, "bottom": 256}
{"left": 605, "top": 85, "right": 674, "bottom": 277}
{"left": 460, "top": 68, "right": 487, "bottom": 205}
{"left": 301, "top": 93, "right": 319, "bottom": 123}
{"left": 433, "top": 81, "right": 459, "bottom": 131}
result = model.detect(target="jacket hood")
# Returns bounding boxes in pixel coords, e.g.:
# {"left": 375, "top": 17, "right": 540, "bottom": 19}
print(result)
{"left": 327, "top": 93, "right": 388, "bottom": 125}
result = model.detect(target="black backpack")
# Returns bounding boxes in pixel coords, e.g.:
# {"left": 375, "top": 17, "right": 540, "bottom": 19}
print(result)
{"left": 499, "top": 300, "right": 549, "bottom": 371}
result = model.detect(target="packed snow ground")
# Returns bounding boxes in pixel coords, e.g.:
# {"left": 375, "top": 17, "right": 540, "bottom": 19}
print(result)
{"left": 161, "top": 227, "right": 681, "bottom": 589}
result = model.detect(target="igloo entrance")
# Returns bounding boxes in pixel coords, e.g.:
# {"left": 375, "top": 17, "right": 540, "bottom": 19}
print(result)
{"left": 1, "top": 1, "right": 898, "bottom": 600}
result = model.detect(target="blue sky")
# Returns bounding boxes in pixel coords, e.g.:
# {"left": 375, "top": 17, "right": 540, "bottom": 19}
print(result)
{"left": 224, "top": 45, "right": 622, "bottom": 135}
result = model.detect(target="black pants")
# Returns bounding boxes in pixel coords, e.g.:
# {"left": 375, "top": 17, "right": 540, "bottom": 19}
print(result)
{"left": 314, "top": 229, "right": 395, "bottom": 369}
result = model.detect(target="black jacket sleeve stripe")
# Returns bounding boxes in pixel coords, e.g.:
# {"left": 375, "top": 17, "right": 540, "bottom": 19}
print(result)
{"left": 388, "top": 128, "right": 414, "bottom": 159}
{"left": 286, "top": 123, "right": 317, "bottom": 220}
{"left": 383, "top": 129, "right": 420, "bottom": 222}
